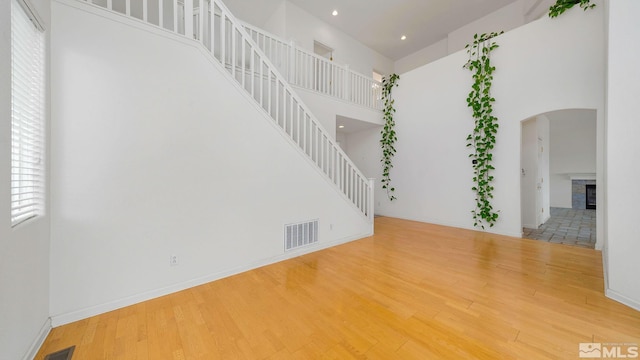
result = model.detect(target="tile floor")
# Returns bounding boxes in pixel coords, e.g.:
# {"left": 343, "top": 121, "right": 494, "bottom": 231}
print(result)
{"left": 522, "top": 207, "right": 596, "bottom": 249}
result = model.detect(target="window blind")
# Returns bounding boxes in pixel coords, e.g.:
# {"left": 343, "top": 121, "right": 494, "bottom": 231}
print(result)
{"left": 11, "top": 0, "right": 45, "bottom": 227}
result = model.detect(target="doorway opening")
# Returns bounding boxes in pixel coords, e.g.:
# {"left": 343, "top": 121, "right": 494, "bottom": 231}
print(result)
{"left": 520, "top": 109, "right": 597, "bottom": 249}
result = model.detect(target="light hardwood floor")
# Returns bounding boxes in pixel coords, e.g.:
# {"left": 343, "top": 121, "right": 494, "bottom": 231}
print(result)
{"left": 36, "top": 217, "right": 640, "bottom": 359}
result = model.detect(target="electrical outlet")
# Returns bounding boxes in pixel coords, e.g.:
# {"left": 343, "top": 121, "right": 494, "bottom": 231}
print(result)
{"left": 170, "top": 255, "right": 178, "bottom": 266}
{"left": 330, "top": 223, "right": 333, "bottom": 231}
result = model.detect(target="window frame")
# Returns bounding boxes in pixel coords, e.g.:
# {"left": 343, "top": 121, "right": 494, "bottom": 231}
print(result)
{"left": 11, "top": 0, "right": 46, "bottom": 227}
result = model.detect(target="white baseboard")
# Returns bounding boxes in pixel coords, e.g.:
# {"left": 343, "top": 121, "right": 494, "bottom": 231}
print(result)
{"left": 23, "top": 318, "right": 51, "bottom": 360}
{"left": 50, "top": 231, "right": 372, "bottom": 327}
{"left": 606, "top": 288, "right": 640, "bottom": 312}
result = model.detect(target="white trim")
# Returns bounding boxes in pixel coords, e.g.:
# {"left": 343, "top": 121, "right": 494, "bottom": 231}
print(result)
{"left": 601, "top": 246, "right": 608, "bottom": 289}
{"left": 15, "top": 0, "right": 45, "bottom": 31}
{"left": 606, "top": 288, "right": 640, "bottom": 312}
{"left": 50, "top": 231, "right": 372, "bottom": 327}
{"left": 293, "top": 85, "right": 385, "bottom": 115}
{"left": 22, "top": 318, "right": 51, "bottom": 360}
{"left": 566, "top": 173, "right": 597, "bottom": 180}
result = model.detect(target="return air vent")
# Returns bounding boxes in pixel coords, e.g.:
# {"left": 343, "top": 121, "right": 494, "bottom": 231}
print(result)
{"left": 285, "top": 219, "right": 319, "bottom": 251}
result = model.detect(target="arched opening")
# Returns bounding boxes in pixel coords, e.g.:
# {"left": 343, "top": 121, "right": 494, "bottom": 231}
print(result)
{"left": 520, "top": 109, "right": 598, "bottom": 248}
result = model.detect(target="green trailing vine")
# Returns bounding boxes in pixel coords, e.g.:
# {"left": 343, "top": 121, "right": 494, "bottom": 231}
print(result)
{"left": 464, "top": 32, "right": 502, "bottom": 229}
{"left": 380, "top": 73, "right": 400, "bottom": 201}
{"left": 549, "top": 0, "right": 595, "bottom": 18}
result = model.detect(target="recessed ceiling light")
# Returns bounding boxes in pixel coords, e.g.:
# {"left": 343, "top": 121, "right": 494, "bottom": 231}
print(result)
{"left": 338, "top": 125, "right": 345, "bottom": 129}
{"left": 332, "top": 10, "right": 338, "bottom": 16}
{"left": 401, "top": 35, "right": 407, "bottom": 40}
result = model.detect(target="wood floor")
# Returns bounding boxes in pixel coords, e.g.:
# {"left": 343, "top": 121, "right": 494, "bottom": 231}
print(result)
{"left": 35, "top": 217, "right": 640, "bottom": 359}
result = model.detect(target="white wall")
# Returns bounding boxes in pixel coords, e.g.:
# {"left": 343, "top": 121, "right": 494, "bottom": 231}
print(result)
{"left": 348, "top": 1, "right": 604, "bottom": 238}
{"left": 0, "top": 0, "right": 52, "bottom": 359}
{"left": 336, "top": 132, "right": 348, "bottom": 153}
{"left": 447, "top": 1, "right": 525, "bottom": 55}
{"left": 605, "top": 0, "right": 640, "bottom": 311}
{"left": 521, "top": 115, "right": 550, "bottom": 229}
{"left": 395, "top": 39, "right": 448, "bottom": 75}
{"left": 538, "top": 115, "right": 550, "bottom": 224}
{"left": 262, "top": 0, "right": 286, "bottom": 37}
{"left": 295, "top": 87, "right": 384, "bottom": 140}
{"left": 521, "top": 119, "right": 538, "bottom": 228}
{"left": 264, "top": 1, "right": 394, "bottom": 77}
{"left": 548, "top": 110, "right": 597, "bottom": 208}
{"left": 49, "top": 0, "right": 371, "bottom": 324}
{"left": 395, "top": 0, "right": 557, "bottom": 73}
{"left": 0, "top": 0, "right": 50, "bottom": 359}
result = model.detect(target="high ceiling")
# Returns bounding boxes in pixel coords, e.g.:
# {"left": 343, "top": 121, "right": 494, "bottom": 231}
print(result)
{"left": 223, "top": 0, "right": 526, "bottom": 61}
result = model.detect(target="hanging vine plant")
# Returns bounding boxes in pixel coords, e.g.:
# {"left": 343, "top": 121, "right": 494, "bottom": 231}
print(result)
{"left": 463, "top": 32, "right": 502, "bottom": 229}
{"left": 380, "top": 73, "right": 400, "bottom": 201}
{"left": 549, "top": 0, "right": 595, "bottom": 18}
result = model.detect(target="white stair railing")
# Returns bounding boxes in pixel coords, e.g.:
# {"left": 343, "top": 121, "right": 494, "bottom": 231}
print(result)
{"left": 75, "top": 0, "right": 374, "bottom": 221}
{"left": 242, "top": 23, "right": 383, "bottom": 111}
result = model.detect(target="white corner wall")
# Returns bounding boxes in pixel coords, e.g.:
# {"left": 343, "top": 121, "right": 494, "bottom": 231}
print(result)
{"left": 49, "top": 0, "right": 371, "bottom": 325}
{"left": 348, "top": 1, "right": 604, "bottom": 238}
{"left": 0, "top": 0, "right": 52, "bottom": 359}
{"left": 605, "top": 0, "right": 640, "bottom": 311}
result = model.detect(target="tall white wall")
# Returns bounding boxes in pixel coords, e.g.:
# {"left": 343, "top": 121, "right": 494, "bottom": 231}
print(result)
{"left": 605, "top": 0, "right": 640, "bottom": 311}
{"left": 548, "top": 110, "right": 597, "bottom": 208}
{"left": 49, "top": 0, "right": 371, "bottom": 325}
{"left": 348, "top": 2, "right": 604, "bottom": 238}
{"left": 0, "top": 0, "right": 52, "bottom": 358}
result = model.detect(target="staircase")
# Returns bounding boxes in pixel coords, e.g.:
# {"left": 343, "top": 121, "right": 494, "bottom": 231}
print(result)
{"left": 73, "top": 0, "right": 374, "bottom": 221}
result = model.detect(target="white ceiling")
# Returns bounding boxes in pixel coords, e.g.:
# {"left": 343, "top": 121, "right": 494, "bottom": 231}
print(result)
{"left": 223, "top": 0, "right": 523, "bottom": 61}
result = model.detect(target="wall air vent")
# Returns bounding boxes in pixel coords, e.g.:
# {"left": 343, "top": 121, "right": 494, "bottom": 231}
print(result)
{"left": 285, "top": 219, "right": 319, "bottom": 251}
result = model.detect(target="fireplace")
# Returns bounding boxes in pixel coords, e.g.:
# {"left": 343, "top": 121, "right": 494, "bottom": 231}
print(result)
{"left": 586, "top": 184, "right": 596, "bottom": 210}
{"left": 572, "top": 179, "right": 596, "bottom": 210}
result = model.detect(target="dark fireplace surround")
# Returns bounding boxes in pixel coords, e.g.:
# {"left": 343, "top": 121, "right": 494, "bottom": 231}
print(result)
{"left": 572, "top": 180, "right": 596, "bottom": 210}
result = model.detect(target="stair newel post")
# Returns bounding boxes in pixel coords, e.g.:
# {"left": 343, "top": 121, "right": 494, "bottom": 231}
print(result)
{"left": 368, "top": 178, "right": 375, "bottom": 223}
{"left": 289, "top": 40, "right": 296, "bottom": 84}
{"left": 184, "top": 0, "right": 194, "bottom": 40}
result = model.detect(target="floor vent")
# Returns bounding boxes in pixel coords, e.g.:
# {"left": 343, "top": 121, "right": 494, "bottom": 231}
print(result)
{"left": 285, "top": 219, "right": 319, "bottom": 251}
{"left": 44, "top": 346, "right": 75, "bottom": 360}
